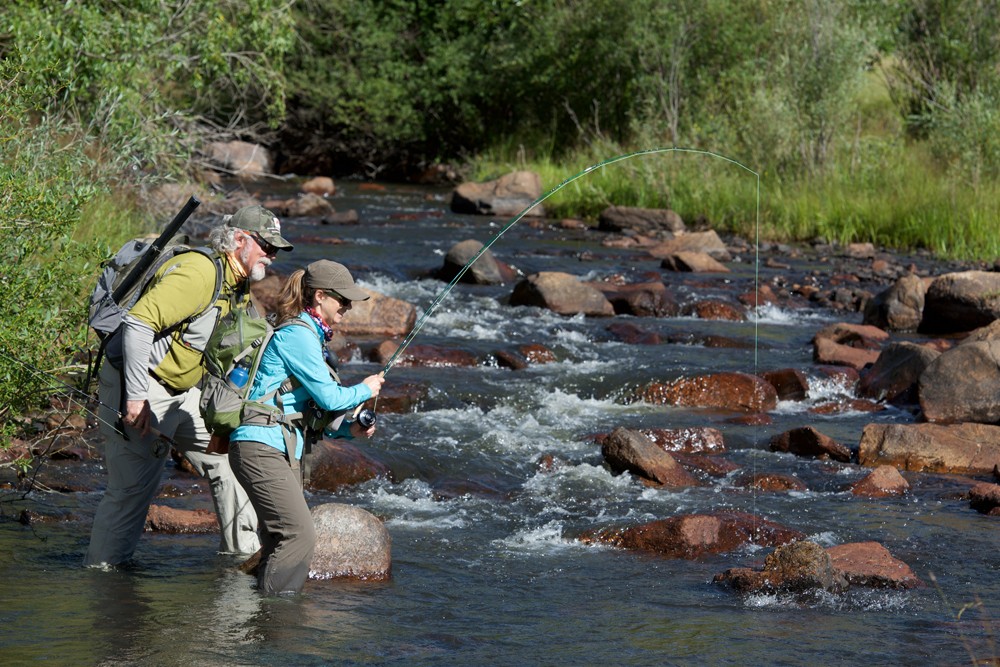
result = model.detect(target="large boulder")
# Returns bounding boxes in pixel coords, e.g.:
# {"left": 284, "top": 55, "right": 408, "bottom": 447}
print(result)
{"left": 339, "top": 291, "right": 418, "bottom": 337}
{"left": 450, "top": 171, "right": 544, "bottom": 217}
{"left": 858, "top": 422, "right": 1000, "bottom": 473}
{"left": 863, "top": 274, "right": 928, "bottom": 332}
{"left": 919, "top": 270, "right": 1000, "bottom": 334}
{"left": 600, "top": 427, "right": 702, "bottom": 487}
{"left": 918, "top": 340, "right": 1000, "bottom": 423}
{"left": 510, "top": 272, "right": 615, "bottom": 316}
{"left": 310, "top": 503, "right": 392, "bottom": 581}
{"left": 640, "top": 372, "right": 778, "bottom": 413}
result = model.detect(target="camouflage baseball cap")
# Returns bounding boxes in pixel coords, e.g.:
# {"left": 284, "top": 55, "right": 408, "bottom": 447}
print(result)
{"left": 227, "top": 205, "right": 293, "bottom": 250}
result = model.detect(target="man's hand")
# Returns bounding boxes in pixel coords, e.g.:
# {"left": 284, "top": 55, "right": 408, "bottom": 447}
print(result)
{"left": 362, "top": 373, "right": 384, "bottom": 397}
{"left": 124, "top": 399, "right": 152, "bottom": 436}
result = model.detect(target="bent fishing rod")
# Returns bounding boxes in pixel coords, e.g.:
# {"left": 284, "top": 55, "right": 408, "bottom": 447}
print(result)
{"left": 357, "top": 147, "right": 761, "bottom": 422}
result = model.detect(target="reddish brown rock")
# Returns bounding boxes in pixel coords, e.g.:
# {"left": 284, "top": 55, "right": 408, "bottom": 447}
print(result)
{"left": 637, "top": 427, "right": 726, "bottom": 454}
{"left": 826, "top": 542, "right": 921, "bottom": 589}
{"left": 850, "top": 465, "right": 910, "bottom": 497}
{"left": 858, "top": 422, "right": 1000, "bottom": 474}
{"left": 340, "top": 291, "right": 418, "bottom": 338}
{"left": 682, "top": 299, "right": 746, "bottom": 321}
{"left": 812, "top": 322, "right": 888, "bottom": 370}
{"left": 739, "top": 284, "right": 780, "bottom": 307}
{"left": 601, "top": 427, "right": 702, "bottom": 488}
{"left": 969, "top": 482, "right": 1000, "bottom": 515}
{"left": 582, "top": 511, "right": 803, "bottom": 559}
{"left": 761, "top": 368, "right": 810, "bottom": 401}
{"left": 641, "top": 372, "right": 778, "bottom": 413}
{"left": 732, "top": 472, "right": 808, "bottom": 492}
{"left": 769, "top": 426, "right": 852, "bottom": 463}
{"left": 520, "top": 344, "right": 556, "bottom": 364}
{"left": 145, "top": 505, "right": 217, "bottom": 534}
{"left": 606, "top": 322, "right": 661, "bottom": 345}
{"left": 308, "top": 440, "right": 392, "bottom": 492}
{"left": 592, "top": 281, "right": 678, "bottom": 317}
{"left": 808, "top": 398, "right": 885, "bottom": 415}
{"left": 373, "top": 343, "right": 478, "bottom": 368}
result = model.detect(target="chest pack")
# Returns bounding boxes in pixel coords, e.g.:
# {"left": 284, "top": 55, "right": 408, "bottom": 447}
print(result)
{"left": 199, "top": 308, "right": 344, "bottom": 446}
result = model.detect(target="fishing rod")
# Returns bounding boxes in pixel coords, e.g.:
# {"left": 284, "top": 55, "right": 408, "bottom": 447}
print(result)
{"left": 381, "top": 147, "right": 760, "bottom": 375}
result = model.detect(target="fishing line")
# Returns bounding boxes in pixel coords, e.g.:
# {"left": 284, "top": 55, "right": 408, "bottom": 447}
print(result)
{"left": 0, "top": 347, "right": 148, "bottom": 441}
{"left": 382, "top": 147, "right": 761, "bottom": 375}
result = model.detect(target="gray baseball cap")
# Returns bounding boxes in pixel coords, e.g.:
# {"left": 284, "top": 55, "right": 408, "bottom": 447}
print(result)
{"left": 304, "top": 260, "right": 370, "bottom": 301}
{"left": 227, "top": 205, "right": 293, "bottom": 250}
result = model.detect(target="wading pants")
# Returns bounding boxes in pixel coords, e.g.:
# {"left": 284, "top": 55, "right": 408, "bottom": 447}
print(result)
{"left": 84, "top": 363, "right": 260, "bottom": 567}
{"left": 229, "top": 440, "right": 316, "bottom": 595}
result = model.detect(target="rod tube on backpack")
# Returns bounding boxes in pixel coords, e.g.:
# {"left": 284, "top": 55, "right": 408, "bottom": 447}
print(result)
{"left": 111, "top": 196, "right": 201, "bottom": 303}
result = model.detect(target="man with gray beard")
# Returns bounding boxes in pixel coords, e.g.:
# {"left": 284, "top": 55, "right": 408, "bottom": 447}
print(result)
{"left": 85, "top": 205, "right": 292, "bottom": 568}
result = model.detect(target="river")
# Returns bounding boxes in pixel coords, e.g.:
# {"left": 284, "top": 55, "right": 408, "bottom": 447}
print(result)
{"left": 1, "top": 179, "right": 997, "bottom": 666}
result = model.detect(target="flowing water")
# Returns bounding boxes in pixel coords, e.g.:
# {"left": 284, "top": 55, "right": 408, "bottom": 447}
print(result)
{"left": 2, "top": 180, "right": 998, "bottom": 666}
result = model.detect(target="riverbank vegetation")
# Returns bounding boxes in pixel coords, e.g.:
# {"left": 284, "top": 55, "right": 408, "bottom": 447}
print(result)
{"left": 2, "top": 0, "right": 1000, "bottom": 441}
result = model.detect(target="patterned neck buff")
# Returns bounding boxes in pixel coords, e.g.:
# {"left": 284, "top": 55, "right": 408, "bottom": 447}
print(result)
{"left": 304, "top": 306, "right": 333, "bottom": 342}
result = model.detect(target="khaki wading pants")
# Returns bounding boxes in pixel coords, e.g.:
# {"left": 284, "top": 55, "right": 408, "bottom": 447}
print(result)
{"left": 84, "top": 363, "right": 260, "bottom": 566}
{"left": 229, "top": 440, "right": 316, "bottom": 595}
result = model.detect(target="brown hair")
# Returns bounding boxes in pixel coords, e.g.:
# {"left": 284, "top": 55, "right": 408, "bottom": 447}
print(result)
{"left": 272, "top": 269, "right": 321, "bottom": 324}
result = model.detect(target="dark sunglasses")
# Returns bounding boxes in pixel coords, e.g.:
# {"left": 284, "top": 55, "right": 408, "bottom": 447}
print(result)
{"left": 250, "top": 232, "right": 279, "bottom": 255}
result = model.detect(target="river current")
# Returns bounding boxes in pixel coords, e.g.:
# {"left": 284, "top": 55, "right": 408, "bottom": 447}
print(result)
{"left": 2, "top": 179, "right": 998, "bottom": 666}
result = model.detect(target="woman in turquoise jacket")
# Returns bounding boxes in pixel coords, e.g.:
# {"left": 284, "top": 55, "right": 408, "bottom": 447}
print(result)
{"left": 229, "top": 260, "right": 384, "bottom": 595}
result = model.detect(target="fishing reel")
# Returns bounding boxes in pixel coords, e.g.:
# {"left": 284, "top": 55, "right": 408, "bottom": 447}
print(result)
{"left": 356, "top": 408, "right": 377, "bottom": 428}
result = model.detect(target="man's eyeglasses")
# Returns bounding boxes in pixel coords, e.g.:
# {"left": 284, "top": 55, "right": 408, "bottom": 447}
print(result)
{"left": 250, "top": 233, "right": 279, "bottom": 256}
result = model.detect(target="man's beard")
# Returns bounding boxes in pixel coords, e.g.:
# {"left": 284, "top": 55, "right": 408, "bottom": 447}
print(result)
{"left": 250, "top": 259, "right": 269, "bottom": 282}
{"left": 240, "top": 244, "right": 270, "bottom": 282}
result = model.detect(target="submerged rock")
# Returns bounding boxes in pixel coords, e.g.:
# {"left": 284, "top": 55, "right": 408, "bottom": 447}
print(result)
{"left": 580, "top": 510, "right": 803, "bottom": 559}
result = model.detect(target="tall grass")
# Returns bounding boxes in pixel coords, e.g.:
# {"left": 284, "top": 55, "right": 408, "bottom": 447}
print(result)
{"left": 474, "top": 139, "right": 1000, "bottom": 262}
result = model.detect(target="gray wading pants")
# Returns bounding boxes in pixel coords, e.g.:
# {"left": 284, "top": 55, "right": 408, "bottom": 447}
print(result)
{"left": 229, "top": 440, "right": 316, "bottom": 595}
{"left": 84, "top": 363, "right": 260, "bottom": 566}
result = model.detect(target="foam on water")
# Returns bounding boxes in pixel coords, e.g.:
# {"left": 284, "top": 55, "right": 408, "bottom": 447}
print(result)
{"left": 492, "top": 520, "right": 588, "bottom": 554}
